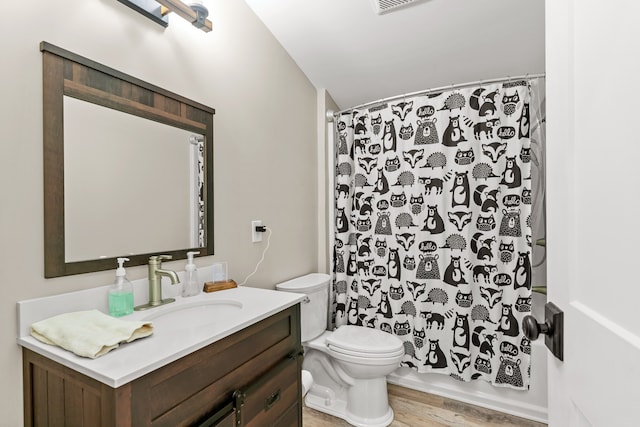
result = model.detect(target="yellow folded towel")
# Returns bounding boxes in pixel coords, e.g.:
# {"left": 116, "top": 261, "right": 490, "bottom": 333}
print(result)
{"left": 30, "top": 309, "right": 153, "bottom": 359}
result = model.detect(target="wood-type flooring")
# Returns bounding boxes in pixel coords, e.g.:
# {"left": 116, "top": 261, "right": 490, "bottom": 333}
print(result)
{"left": 302, "top": 384, "right": 547, "bottom": 427}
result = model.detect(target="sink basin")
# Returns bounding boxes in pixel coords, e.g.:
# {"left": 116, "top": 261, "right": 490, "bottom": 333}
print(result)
{"left": 143, "top": 300, "right": 243, "bottom": 335}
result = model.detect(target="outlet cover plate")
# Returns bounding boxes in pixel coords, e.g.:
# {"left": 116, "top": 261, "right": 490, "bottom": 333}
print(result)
{"left": 251, "top": 220, "right": 263, "bottom": 243}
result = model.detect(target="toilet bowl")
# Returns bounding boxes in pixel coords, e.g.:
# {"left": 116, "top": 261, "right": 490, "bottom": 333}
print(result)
{"left": 276, "top": 274, "right": 403, "bottom": 427}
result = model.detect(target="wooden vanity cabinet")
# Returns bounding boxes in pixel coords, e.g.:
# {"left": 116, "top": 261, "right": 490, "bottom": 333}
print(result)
{"left": 22, "top": 305, "right": 302, "bottom": 427}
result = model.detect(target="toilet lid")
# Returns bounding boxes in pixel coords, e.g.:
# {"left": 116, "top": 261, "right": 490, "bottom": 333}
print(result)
{"left": 326, "top": 325, "right": 404, "bottom": 355}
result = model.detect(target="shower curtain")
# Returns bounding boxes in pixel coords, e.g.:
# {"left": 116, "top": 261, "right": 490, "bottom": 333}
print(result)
{"left": 333, "top": 80, "right": 533, "bottom": 390}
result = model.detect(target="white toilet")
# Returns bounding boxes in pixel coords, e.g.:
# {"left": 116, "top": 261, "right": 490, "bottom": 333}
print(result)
{"left": 276, "top": 273, "right": 404, "bottom": 427}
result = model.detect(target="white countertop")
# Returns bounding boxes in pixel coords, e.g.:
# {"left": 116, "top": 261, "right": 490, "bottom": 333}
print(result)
{"left": 17, "top": 283, "right": 304, "bottom": 388}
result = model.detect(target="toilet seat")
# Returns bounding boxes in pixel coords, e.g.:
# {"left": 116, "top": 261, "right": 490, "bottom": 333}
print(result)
{"left": 326, "top": 325, "right": 404, "bottom": 358}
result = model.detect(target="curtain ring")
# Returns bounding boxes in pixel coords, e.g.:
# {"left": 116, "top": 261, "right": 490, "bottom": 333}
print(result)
{"left": 503, "top": 76, "right": 511, "bottom": 89}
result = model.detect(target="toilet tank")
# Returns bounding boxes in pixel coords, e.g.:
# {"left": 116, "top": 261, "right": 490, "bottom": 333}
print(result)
{"left": 275, "top": 273, "right": 329, "bottom": 342}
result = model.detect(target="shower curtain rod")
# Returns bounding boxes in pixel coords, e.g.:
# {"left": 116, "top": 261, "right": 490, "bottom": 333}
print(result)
{"left": 335, "top": 72, "right": 546, "bottom": 116}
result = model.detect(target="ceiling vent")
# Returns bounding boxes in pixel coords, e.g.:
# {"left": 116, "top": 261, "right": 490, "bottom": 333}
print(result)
{"left": 371, "top": 0, "right": 420, "bottom": 14}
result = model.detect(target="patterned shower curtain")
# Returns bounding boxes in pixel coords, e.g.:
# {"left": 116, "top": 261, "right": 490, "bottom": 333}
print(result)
{"left": 332, "top": 81, "right": 533, "bottom": 390}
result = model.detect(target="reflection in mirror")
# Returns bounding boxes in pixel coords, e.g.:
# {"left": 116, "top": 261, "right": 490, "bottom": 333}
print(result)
{"left": 63, "top": 97, "right": 205, "bottom": 262}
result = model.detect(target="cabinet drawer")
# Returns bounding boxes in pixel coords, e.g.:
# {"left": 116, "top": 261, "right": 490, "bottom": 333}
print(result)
{"left": 236, "top": 355, "right": 299, "bottom": 427}
{"left": 131, "top": 306, "right": 300, "bottom": 426}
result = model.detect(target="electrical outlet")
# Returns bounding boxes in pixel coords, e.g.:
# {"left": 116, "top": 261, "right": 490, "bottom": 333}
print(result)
{"left": 251, "top": 220, "right": 263, "bottom": 243}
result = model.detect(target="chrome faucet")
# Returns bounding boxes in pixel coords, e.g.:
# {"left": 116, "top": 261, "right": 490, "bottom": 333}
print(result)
{"left": 134, "top": 255, "right": 180, "bottom": 311}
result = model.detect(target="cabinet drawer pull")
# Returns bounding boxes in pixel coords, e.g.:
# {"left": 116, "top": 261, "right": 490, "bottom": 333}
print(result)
{"left": 264, "top": 389, "right": 281, "bottom": 411}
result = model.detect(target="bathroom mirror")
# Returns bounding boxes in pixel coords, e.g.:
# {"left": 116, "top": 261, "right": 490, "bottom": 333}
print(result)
{"left": 41, "top": 42, "right": 215, "bottom": 277}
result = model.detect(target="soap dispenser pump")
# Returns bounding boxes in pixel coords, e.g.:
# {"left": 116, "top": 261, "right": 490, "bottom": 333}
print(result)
{"left": 182, "top": 251, "right": 201, "bottom": 297}
{"left": 109, "top": 257, "right": 134, "bottom": 317}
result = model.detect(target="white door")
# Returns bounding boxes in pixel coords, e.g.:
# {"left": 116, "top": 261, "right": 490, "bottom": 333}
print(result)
{"left": 545, "top": 1, "right": 640, "bottom": 425}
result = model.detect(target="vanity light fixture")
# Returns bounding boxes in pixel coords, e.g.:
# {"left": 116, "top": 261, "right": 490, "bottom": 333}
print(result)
{"left": 116, "top": 0, "right": 212, "bottom": 32}
{"left": 157, "top": 0, "right": 212, "bottom": 32}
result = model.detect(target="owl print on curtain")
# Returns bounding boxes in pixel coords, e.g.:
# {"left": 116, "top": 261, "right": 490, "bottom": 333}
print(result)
{"left": 333, "top": 81, "right": 533, "bottom": 390}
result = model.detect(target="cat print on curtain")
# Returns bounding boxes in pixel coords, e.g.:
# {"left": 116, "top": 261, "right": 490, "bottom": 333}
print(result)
{"left": 333, "top": 81, "right": 533, "bottom": 390}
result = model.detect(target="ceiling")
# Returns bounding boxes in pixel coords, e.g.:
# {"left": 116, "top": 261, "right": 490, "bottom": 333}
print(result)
{"left": 244, "top": 0, "right": 545, "bottom": 110}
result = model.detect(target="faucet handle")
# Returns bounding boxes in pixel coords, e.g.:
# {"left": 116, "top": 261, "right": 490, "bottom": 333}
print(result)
{"left": 149, "top": 254, "right": 173, "bottom": 264}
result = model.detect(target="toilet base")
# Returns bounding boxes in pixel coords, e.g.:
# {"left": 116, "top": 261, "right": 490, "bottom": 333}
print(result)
{"left": 305, "top": 382, "right": 394, "bottom": 427}
{"left": 302, "top": 331, "right": 402, "bottom": 427}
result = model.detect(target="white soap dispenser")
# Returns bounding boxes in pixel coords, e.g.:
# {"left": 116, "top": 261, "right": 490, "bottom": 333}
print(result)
{"left": 108, "top": 257, "right": 134, "bottom": 317}
{"left": 182, "top": 251, "right": 201, "bottom": 297}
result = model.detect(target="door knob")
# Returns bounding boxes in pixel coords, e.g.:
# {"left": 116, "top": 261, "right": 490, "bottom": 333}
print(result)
{"left": 522, "top": 315, "right": 550, "bottom": 341}
{"left": 521, "top": 301, "right": 564, "bottom": 361}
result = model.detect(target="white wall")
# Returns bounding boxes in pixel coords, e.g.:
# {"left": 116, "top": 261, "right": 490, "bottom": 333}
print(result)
{"left": 0, "top": 0, "right": 318, "bottom": 423}
{"left": 316, "top": 89, "right": 339, "bottom": 273}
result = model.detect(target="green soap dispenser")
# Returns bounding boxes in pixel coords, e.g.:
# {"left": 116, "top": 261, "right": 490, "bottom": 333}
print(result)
{"left": 182, "top": 251, "right": 201, "bottom": 297}
{"left": 109, "top": 257, "right": 134, "bottom": 317}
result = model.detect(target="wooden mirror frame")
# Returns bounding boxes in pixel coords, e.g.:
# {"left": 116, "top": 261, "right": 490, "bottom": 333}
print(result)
{"left": 41, "top": 42, "right": 215, "bottom": 278}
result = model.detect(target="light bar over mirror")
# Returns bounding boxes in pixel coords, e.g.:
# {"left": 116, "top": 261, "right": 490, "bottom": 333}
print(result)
{"left": 115, "top": 0, "right": 212, "bottom": 32}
